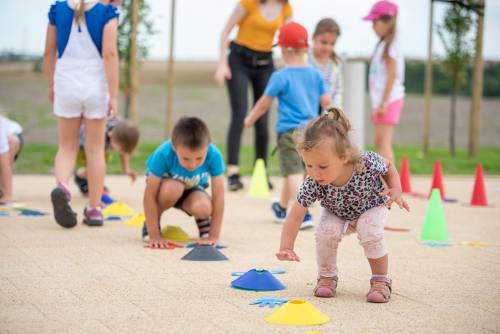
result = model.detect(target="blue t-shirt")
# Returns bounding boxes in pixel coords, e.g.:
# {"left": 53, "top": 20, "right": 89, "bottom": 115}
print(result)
{"left": 146, "top": 141, "right": 225, "bottom": 189}
{"left": 48, "top": 1, "right": 119, "bottom": 58}
{"left": 265, "top": 66, "right": 329, "bottom": 133}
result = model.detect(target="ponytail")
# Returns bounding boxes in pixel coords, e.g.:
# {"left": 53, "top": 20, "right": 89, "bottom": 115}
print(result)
{"left": 74, "top": 0, "right": 85, "bottom": 26}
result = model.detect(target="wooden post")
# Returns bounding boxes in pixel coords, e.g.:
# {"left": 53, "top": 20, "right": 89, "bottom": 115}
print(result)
{"left": 165, "top": 0, "right": 176, "bottom": 139}
{"left": 468, "top": 0, "right": 485, "bottom": 157}
{"left": 128, "top": 0, "right": 139, "bottom": 121}
{"left": 423, "top": 0, "right": 434, "bottom": 155}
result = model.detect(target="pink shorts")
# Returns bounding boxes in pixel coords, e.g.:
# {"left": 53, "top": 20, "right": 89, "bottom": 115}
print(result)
{"left": 372, "top": 98, "right": 404, "bottom": 125}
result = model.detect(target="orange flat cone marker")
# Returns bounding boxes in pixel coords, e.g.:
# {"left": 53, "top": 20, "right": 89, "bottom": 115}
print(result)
{"left": 470, "top": 163, "right": 488, "bottom": 206}
{"left": 429, "top": 160, "right": 445, "bottom": 200}
{"left": 399, "top": 156, "right": 411, "bottom": 193}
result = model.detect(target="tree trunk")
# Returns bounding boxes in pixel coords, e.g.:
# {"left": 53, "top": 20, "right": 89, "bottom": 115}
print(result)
{"left": 128, "top": 0, "right": 139, "bottom": 121}
{"left": 423, "top": 0, "right": 434, "bottom": 155}
{"left": 450, "top": 77, "right": 458, "bottom": 157}
{"left": 468, "top": 0, "right": 485, "bottom": 157}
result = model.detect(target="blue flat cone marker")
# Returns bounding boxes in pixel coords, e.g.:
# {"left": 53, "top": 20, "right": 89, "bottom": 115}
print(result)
{"left": 231, "top": 269, "right": 285, "bottom": 291}
{"left": 248, "top": 159, "right": 270, "bottom": 198}
{"left": 181, "top": 244, "right": 228, "bottom": 261}
{"left": 420, "top": 189, "right": 449, "bottom": 241}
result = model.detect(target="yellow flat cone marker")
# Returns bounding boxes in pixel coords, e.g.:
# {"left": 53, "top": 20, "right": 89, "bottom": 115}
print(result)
{"left": 265, "top": 300, "right": 329, "bottom": 326}
{"left": 103, "top": 202, "right": 136, "bottom": 216}
{"left": 248, "top": 159, "right": 270, "bottom": 198}
{"left": 126, "top": 213, "right": 145, "bottom": 227}
{"left": 161, "top": 225, "right": 192, "bottom": 242}
{"left": 420, "top": 189, "right": 449, "bottom": 241}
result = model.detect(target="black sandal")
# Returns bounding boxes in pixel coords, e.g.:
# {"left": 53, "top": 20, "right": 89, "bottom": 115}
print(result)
{"left": 51, "top": 187, "right": 77, "bottom": 228}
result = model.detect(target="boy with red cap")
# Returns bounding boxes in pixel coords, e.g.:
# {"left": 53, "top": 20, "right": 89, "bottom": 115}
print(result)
{"left": 244, "top": 22, "right": 331, "bottom": 229}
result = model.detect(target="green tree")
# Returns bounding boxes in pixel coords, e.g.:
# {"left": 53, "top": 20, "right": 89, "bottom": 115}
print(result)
{"left": 117, "top": 0, "right": 155, "bottom": 119}
{"left": 437, "top": 1, "right": 474, "bottom": 156}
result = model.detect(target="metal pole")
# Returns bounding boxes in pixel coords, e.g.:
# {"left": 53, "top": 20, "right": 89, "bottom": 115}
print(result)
{"left": 128, "top": 0, "right": 139, "bottom": 121}
{"left": 343, "top": 60, "right": 366, "bottom": 149}
{"left": 165, "top": 0, "right": 176, "bottom": 138}
{"left": 423, "top": 0, "right": 434, "bottom": 155}
{"left": 468, "top": 0, "right": 485, "bottom": 157}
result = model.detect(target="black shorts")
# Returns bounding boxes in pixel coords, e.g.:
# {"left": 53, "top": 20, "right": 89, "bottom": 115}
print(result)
{"left": 174, "top": 184, "right": 210, "bottom": 216}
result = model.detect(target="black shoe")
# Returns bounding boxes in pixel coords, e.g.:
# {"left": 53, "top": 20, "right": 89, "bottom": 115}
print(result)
{"left": 74, "top": 174, "right": 89, "bottom": 195}
{"left": 227, "top": 174, "right": 243, "bottom": 191}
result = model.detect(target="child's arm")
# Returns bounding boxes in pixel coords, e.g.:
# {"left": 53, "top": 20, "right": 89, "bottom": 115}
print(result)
{"left": 102, "top": 19, "right": 119, "bottom": 119}
{"left": 201, "top": 175, "right": 225, "bottom": 245}
{"left": 119, "top": 153, "right": 137, "bottom": 182}
{"left": 43, "top": 24, "right": 57, "bottom": 103}
{"left": 380, "top": 158, "right": 410, "bottom": 211}
{"left": 319, "top": 92, "right": 332, "bottom": 113}
{"left": 143, "top": 175, "right": 170, "bottom": 248}
{"left": 244, "top": 95, "right": 274, "bottom": 128}
{"left": 375, "top": 58, "right": 396, "bottom": 115}
{"left": 276, "top": 202, "right": 308, "bottom": 261}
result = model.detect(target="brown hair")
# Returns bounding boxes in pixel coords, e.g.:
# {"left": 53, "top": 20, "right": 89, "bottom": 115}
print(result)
{"left": 377, "top": 14, "right": 397, "bottom": 64}
{"left": 112, "top": 121, "right": 140, "bottom": 154}
{"left": 172, "top": 117, "right": 211, "bottom": 150}
{"left": 295, "top": 107, "right": 362, "bottom": 167}
{"left": 74, "top": 0, "right": 85, "bottom": 26}
{"left": 313, "top": 18, "right": 341, "bottom": 64}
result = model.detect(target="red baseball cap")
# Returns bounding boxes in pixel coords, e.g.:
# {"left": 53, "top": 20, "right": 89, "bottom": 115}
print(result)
{"left": 363, "top": 1, "right": 398, "bottom": 21}
{"left": 277, "top": 22, "right": 309, "bottom": 48}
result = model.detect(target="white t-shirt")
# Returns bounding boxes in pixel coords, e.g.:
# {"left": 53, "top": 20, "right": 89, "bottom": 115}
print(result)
{"left": 307, "top": 50, "right": 343, "bottom": 108}
{"left": 368, "top": 39, "right": 405, "bottom": 108}
{"left": 0, "top": 117, "right": 22, "bottom": 154}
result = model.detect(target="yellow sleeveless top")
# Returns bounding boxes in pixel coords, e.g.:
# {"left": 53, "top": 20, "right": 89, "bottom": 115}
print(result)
{"left": 235, "top": 0, "right": 293, "bottom": 52}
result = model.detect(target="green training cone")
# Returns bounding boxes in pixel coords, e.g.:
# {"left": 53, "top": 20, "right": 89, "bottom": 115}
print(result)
{"left": 420, "top": 189, "right": 449, "bottom": 241}
{"left": 248, "top": 159, "right": 270, "bottom": 198}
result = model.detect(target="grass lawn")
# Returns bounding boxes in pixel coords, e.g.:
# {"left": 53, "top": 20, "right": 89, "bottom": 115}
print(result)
{"left": 15, "top": 144, "right": 500, "bottom": 176}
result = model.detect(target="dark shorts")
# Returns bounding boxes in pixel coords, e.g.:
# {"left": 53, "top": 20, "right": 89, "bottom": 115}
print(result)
{"left": 277, "top": 130, "right": 304, "bottom": 177}
{"left": 174, "top": 184, "right": 210, "bottom": 216}
{"left": 14, "top": 133, "right": 23, "bottom": 162}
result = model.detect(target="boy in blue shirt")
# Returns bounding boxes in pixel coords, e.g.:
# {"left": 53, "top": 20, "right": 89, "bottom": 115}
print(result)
{"left": 143, "top": 117, "right": 225, "bottom": 249}
{"left": 244, "top": 22, "right": 331, "bottom": 229}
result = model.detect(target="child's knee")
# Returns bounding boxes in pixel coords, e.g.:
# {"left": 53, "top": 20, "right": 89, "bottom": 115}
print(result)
{"left": 189, "top": 198, "right": 212, "bottom": 218}
{"left": 158, "top": 180, "right": 184, "bottom": 203}
{"left": 359, "top": 233, "right": 387, "bottom": 259}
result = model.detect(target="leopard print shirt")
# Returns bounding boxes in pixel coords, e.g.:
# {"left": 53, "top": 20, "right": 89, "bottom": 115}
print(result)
{"left": 297, "top": 151, "right": 389, "bottom": 221}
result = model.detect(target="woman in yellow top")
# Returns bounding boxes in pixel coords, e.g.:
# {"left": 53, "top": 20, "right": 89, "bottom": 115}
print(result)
{"left": 215, "top": 0, "right": 293, "bottom": 191}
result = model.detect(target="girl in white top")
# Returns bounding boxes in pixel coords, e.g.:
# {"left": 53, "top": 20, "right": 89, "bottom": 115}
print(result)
{"left": 44, "top": 0, "right": 119, "bottom": 228}
{"left": 363, "top": 1, "right": 405, "bottom": 163}
{"left": 307, "top": 18, "right": 343, "bottom": 111}
{"left": 0, "top": 116, "right": 23, "bottom": 204}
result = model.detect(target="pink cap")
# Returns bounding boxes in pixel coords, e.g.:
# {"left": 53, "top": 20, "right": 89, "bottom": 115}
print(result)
{"left": 363, "top": 1, "right": 398, "bottom": 21}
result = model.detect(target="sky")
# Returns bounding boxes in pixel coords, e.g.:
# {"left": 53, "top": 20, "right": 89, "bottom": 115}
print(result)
{"left": 1, "top": 0, "right": 499, "bottom": 61}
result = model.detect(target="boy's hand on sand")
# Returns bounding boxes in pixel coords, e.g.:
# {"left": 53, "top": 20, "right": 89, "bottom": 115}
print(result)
{"left": 276, "top": 248, "right": 300, "bottom": 262}
{"left": 145, "top": 237, "right": 183, "bottom": 250}
{"left": 214, "top": 64, "right": 231, "bottom": 86}
{"left": 196, "top": 236, "right": 218, "bottom": 246}
{"left": 380, "top": 187, "right": 410, "bottom": 212}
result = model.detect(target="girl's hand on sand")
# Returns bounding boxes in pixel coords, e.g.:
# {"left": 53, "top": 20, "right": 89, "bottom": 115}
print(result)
{"left": 107, "top": 97, "right": 118, "bottom": 120}
{"left": 125, "top": 170, "right": 137, "bottom": 182}
{"left": 276, "top": 248, "right": 300, "bottom": 262}
{"left": 380, "top": 187, "right": 410, "bottom": 212}
{"left": 214, "top": 63, "right": 231, "bottom": 86}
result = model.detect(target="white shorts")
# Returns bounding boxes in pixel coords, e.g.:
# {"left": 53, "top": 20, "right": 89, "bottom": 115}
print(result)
{"left": 53, "top": 58, "right": 109, "bottom": 119}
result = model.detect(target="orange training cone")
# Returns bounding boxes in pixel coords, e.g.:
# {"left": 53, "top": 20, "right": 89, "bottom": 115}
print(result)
{"left": 399, "top": 156, "right": 411, "bottom": 194}
{"left": 470, "top": 163, "right": 488, "bottom": 206}
{"left": 429, "top": 160, "right": 445, "bottom": 200}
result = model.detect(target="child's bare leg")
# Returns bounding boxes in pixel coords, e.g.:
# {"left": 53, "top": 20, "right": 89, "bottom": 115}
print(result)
{"left": 54, "top": 117, "right": 81, "bottom": 186}
{"left": 374, "top": 124, "right": 395, "bottom": 163}
{"left": 83, "top": 118, "right": 106, "bottom": 208}
{"left": 0, "top": 151, "right": 12, "bottom": 202}
{"left": 368, "top": 255, "right": 388, "bottom": 275}
{"left": 182, "top": 191, "right": 212, "bottom": 237}
{"left": 7, "top": 135, "right": 20, "bottom": 164}
{"left": 279, "top": 173, "right": 303, "bottom": 208}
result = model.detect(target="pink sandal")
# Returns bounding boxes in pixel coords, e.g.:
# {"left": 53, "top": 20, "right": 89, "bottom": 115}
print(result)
{"left": 313, "top": 276, "right": 338, "bottom": 298}
{"left": 366, "top": 277, "right": 392, "bottom": 303}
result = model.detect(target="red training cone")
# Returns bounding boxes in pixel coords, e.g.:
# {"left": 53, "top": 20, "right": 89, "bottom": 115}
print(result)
{"left": 429, "top": 160, "right": 445, "bottom": 200}
{"left": 470, "top": 163, "right": 488, "bottom": 206}
{"left": 399, "top": 156, "right": 411, "bottom": 194}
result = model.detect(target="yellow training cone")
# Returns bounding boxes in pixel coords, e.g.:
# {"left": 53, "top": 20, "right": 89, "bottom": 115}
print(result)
{"left": 103, "top": 202, "right": 136, "bottom": 216}
{"left": 126, "top": 213, "right": 145, "bottom": 227}
{"left": 265, "top": 300, "right": 329, "bottom": 326}
{"left": 248, "top": 159, "right": 270, "bottom": 198}
{"left": 161, "top": 225, "right": 192, "bottom": 242}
